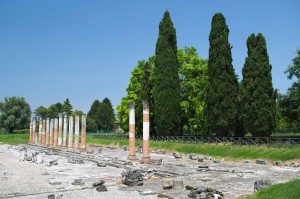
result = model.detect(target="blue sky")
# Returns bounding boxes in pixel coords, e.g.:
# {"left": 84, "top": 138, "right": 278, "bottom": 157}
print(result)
{"left": 0, "top": 0, "right": 299, "bottom": 114}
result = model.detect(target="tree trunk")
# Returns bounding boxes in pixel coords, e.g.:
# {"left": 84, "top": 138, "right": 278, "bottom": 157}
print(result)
{"left": 9, "top": 128, "right": 14, "bottom": 134}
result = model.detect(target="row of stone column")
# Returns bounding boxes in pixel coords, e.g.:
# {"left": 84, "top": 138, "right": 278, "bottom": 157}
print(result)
{"left": 29, "top": 114, "right": 86, "bottom": 150}
{"left": 128, "top": 101, "right": 150, "bottom": 163}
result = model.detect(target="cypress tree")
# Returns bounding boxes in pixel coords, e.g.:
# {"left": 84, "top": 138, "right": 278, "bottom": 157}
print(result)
{"left": 153, "top": 10, "right": 181, "bottom": 135}
{"left": 241, "top": 33, "right": 276, "bottom": 136}
{"left": 206, "top": 13, "right": 239, "bottom": 136}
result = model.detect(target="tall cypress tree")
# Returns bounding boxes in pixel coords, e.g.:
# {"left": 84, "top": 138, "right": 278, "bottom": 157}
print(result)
{"left": 241, "top": 33, "right": 276, "bottom": 137}
{"left": 206, "top": 13, "right": 239, "bottom": 136}
{"left": 153, "top": 10, "right": 181, "bottom": 136}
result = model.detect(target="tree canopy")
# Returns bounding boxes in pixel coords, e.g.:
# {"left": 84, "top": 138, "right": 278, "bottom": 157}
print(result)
{"left": 0, "top": 97, "right": 31, "bottom": 133}
{"left": 206, "top": 13, "right": 239, "bottom": 136}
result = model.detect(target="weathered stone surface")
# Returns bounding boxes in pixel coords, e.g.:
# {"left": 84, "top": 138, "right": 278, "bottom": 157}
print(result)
{"left": 189, "top": 154, "right": 197, "bottom": 160}
{"left": 273, "top": 161, "right": 282, "bottom": 166}
{"left": 19, "top": 148, "right": 27, "bottom": 161}
{"left": 254, "top": 180, "right": 272, "bottom": 192}
{"left": 96, "top": 185, "right": 108, "bottom": 192}
{"left": 97, "top": 148, "right": 102, "bottom": 154}
{"left": 36, "top": 153, "right": 43, "bottom": 164}
{"left": 157, "top": 193, "right": 174, "bottom": 198}
{"left": 42, "top": 171, "right": 49, "bottom": 175}
{"left": 120, "top": 145, "right": 128, "bottom": 151}
{"left": 139, "top": 190, "right": 157, "bottom": 195}
{"left": 290, "top": 162, "right": 299, "bottom": 168}
{"left": 87, "top": 149, "right": 94, "bottom": 154}
{"left": 151, "top": 159, "right": 162, "bottom": 165}
{"left": 47, "top": 194, "right": 55, "bottom": 199}
{"left": 173, "top": 153, "right": 182, "bottom": 159}
{"left": 213, "top": 159, "right": 220, "bottom": 163}
{"left": 188, "top": 186, "right": 224, "bottom": 199}
{"left": 68, "top": 157, "right": 84, "bottom": 164}
{"left": 71, "top": 179, "right": 84, "bottom": 186}
{"left": 256, "top": 159, "right": 267, "bottom": 165}
{"left": 122, "top": 169, "right": 144, "bottom": 186}
{"left": 49, "top": 159, "right": 58, "bottom": 166}
{"left": 49, "top": 180, "right": 62, "bottom": 185}
{"left": 197, "top": 157, "right": 204, "bottom": 162}
{"left": 26, "top": 156, "right": 32, "bottom": 161}
{"left": 93, "top": 180, "right": 105, "bottom": 187}
{"left": 163, "top": 180, "right": 173, "bottom": 190}
{"left": 185, "top": 185, "right": 195, "bottom": 190}
{"left": 172, "top": 180, "right": 183, "bottom": 189}
{"left": 244, "top": 160, "right": 250, "bottom": 163}
{"left": 157, "top": 150, "right": 166, "bottom": 154}
{"left": 96, "top": 161, "right": 106, "bottom": 167}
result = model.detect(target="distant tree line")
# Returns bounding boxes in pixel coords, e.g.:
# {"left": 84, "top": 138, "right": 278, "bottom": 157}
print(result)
{"left": 117, "top": 11, "right": 300, "bottom": 137}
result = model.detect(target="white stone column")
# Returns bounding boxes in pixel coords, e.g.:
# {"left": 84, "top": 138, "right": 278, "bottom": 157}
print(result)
{"left": 142, "top": 100, "right": 150, "bottom": 163}
{"left": 58, "top": 114, "right": 63, "bottom": 146}
{"left": 49, "top": 119, "right": 54, "bottom": 146}
{"left": 128, "top": 102, "right": 136, "bottom": 160}
{"left": 45, "top": 118, "right": 50, "bottom": 145}
{"left": 63, "top": 114, "right": 68, "bottom": 147}
{"left": 29, "top": 118, "right": 33, "bottom": 143}
{"left": 68, "top": 116, "right": 73, "bottom": 148}
{"left": 54, "top": 118, "right": 58, "bottom": 146}
{"left": 74, "top": 115, "right": 80, "bottom": 149}
{"left": 38, "top": 118, "right": 42, "bottom": 144}
{"left": 33, "top": 119, "right": 37, "bottom": 144}
{"left": 42, "top": 119, "right": 46, "bottom": 144}
{"left": 80, "top": 114, "right": 86, "bottom": 150}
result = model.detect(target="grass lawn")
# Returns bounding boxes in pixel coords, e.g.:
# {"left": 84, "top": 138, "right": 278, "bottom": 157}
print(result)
{"left": 0, "top": 134, "right": 29, "bottom": 145}
{"left": 1, "top": 134, "right": 300, "bottom": 161}
{"left": 242, "top": 179, "right": 300, "bottom": 199}
{"left": 86, "top": 135, "right": 300, "bottom": 161}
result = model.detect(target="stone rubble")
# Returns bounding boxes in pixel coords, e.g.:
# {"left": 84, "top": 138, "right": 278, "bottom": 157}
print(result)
{"left": 121, "top": 169, "right": 144, "bottom": 186}
{"left": 254, "top": 180, "right": 272, "bottom": 192}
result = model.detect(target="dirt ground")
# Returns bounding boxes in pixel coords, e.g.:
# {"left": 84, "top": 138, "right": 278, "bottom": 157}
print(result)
{"left": 0, "top": 144, "right": 299, "bottom": 199}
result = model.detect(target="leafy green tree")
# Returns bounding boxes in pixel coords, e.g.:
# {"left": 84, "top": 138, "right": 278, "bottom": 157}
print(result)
{"left": 153, "top": 10, "right": 181, "bottom": 136}
{"left": 206, "top": 13, "right": 239, "bottom": 136}
{"left": 0, "top": 97, "right": 31, "bottom": 133}
{"left": 99, "top": 97, "right": 115, "bottom": 131}
{"left": 34, "top": 106, "right": 48, "bottom": 118}
{"left": 279, "top": 49, "right": 300, "bottom": 130}
{"left": 72, "top": 110, "right": 84, "bottom": 117}
{"left": 87, "top": 100, "right": 101, "bottom": 130}
{"left": 178, "top": 47, "right": 208, "bottom": 134}
{"left": 47, "top": 104, "right": 59, "bottom": 118}
{"left": 62, "top": 98, "right": 73, "bottom": 115}
{"left": 240, "top": 33, "right": 276, "bottom": 137}
{"left": 86, "top": 117, "right": 97, "bottom": 132}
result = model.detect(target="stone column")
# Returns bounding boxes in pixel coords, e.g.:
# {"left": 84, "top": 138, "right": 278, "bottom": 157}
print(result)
{"left": 45, "top": 118, "right": 50, "bottom": 145}
{"left": 58, "top": 114, "right": 63, "bottom": 146}
{"left": 80, "top": 114, "right": 86, "bottom": 150}
{"left": 142, "top": 100, "right": 150, "bottom": 163}
{"left": 42, "top": 119, "right": 46, "bottom": 144}
{"left": 32, "top": 118, "right": 36, "bottom": 144}
{"left": 128, "top": 102, "right": 136, "bottom": 160}
{"left": 49, "top": 119, "right": 54, "bottom": 146}
{"left": 38, "top": 118, "right": 42, "bottom": 144}
{"left": 54, "top": 118, "right": 58, "bottom": 146}
{"left": 63, "top": 114, "right": 68, "bottom": 147}
{"left": 29, "top": 118, "right": 33, "bottom": 143}
{"left": 68, "top": 116, "right": 73, "bottom": 148}
{"left": 74, "top": 115, "right": 80, "bottom": 149}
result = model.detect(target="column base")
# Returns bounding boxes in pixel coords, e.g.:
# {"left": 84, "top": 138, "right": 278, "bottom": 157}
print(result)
{"left": 128, "top": 155, "right": 138, "bottom": 161}
{"left": 141, "top": 157, "right": 151, "bottom": 164}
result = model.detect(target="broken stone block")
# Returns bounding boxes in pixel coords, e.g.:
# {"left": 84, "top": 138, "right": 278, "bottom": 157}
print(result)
{"left": 254, "top": 180, "right": 272, "bottom": 192}
{"left": 172, "top": 180, "right": 183, "bottom": 189}
{"left": 97, "top": 148, "right": 102, "bottom": 154}
{"left": 44, "top": 150, "right": 53, "bottom": 155}
{"left": 163, "top": 180, "right": 173, "bottom": 190}
{"left": 157, "top": 193, "right": 174, "bottom": 199}
{"left": 36, "top": 153, "right": 43, "bottom": 164}
{"left": 26, "top": 156, "right": 32, "bottom": 161}
{"left": 49, "top": 180, "right": 62, "bottom": 185}
{"left": 256, "top": 159, "right": 267, "bottom": 165}
{"left": 96, "top": 161, "right": 106, "bottom": 167}
{"left": 87, "top": 149, "right": 94, "bottom": 154}
{"left": 71, "top": 179, "right": 84, "bottom": 186}
{"left": 189, "top": 154, "right": 197, "bottom": 160}
{"left": 173, "top": 153, "right": 182, "bottom": 159}
{"left": 47, "top": 194, "right": 55, "bottom": 199}
{"left": 197, "top": 157, "right": 204, "bottom": 162}
{"left": 120, "top": 145, "right": 128, "bottom": 151}
{"left": 122, "top": 169, "right": 144, "bottom": 186}
{"left": 93, "top": 180, "right": 105, "bottom": 187}
{"left": 244, "top": 160, "right": 250, "bottom": 163}
{"left": 49, "top": 159, "right": 58, "bottom": 166}
{"left": 151, "top": 159, "right": 162, "bottom": 165}
{"left": 185, "top": 185, "right": 195, "bottom": 190}
{"left": 273, "top": 161, "right": 282, "bottom": 166}
{"left": 96, "top": 185, "right": 107, "bottom": 192}
{"left": 157, "top": 150, "right": 166, "bottom": 154}
{"left": 139, "top": 190, "right": 157, "bottom": 196}
{"left": 289, "top": 162, "right": 299, "bottom": 167}
{"left": 213, "top": 159, "right": 220, "bottom": 163}
{"left": 68, "top": 157, "right": 84, "bottom": 164}
{"left": 19, "top": 149, "right": 27, "bottom": 161}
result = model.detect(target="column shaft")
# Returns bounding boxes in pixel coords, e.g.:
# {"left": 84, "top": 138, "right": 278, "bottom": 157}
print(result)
{"left": 80, "top": 114, "right": 86, "bottom": 150}
{"left": 142, "top": 100, "right": 150, "bottom": 163}
{"left": 63, "top": 115, "right": 68, "bottom": 147}
{"left": 74, "top": 116, "right": 80, "bottom": 149}
{"left": 49, "top": 119, "right": 54, "bottom": 146}
{"left": 38, "top": 119, "right": 42, "bottom": 144}
{"left": 68, "top": 116, "right": 73, "bottom": 148}
{"left": 53, "top": 118, "right": 58, "bottom": 146}
{"left": 45, "top": 118, "right": 50, "bottom": 145}
{"left": 58, "top": 114, "right": 63, "bottom": 146}
{"left": 128, "top": 102, "right": 136, "bottom": 160}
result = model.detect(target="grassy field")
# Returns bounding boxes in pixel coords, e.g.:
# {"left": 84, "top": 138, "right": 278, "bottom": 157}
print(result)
{"left": 87, "top": 136, "right": 300, "bottom": 161}
{"left": 1, "top": 134, "right": 300, "bottom": 161}
{"left": 0, "top": 134, "right": 29, "bottom": 145}
{"left": 242, "top": 179, "right": 300, "bottom": 199}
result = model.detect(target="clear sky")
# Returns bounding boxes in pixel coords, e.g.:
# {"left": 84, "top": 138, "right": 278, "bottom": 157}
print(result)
{"left": 0, "top": 0, "right": 299, "bottom": 114}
